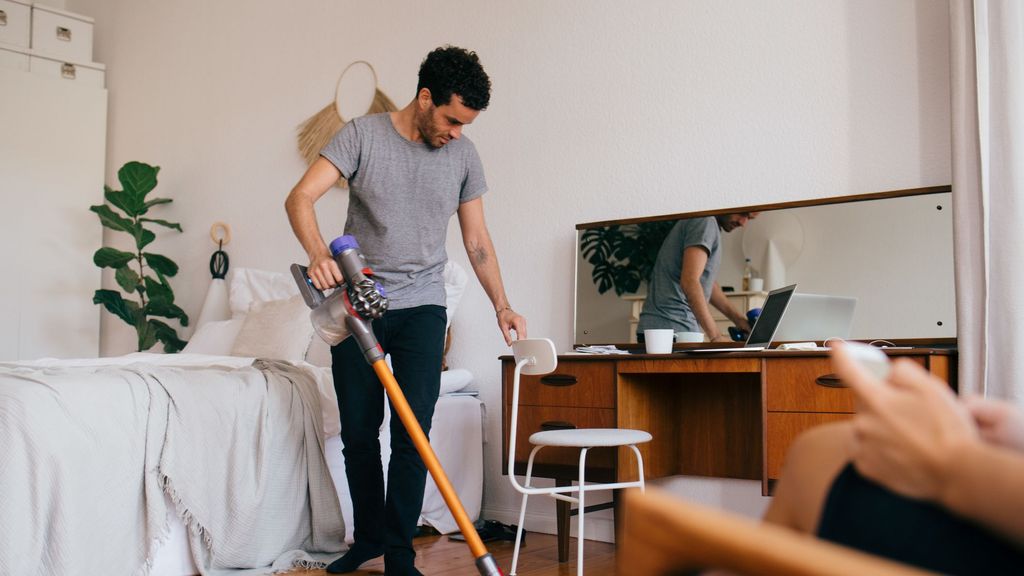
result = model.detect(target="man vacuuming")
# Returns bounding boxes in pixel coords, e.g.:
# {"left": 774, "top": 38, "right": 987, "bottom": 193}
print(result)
{"left": 285, "top": 46, "right": 527, "bottom": 576}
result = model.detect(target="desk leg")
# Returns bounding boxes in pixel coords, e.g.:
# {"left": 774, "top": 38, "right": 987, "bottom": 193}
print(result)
{"left": 556, "top": 478, "right": 571, "bottom": 563}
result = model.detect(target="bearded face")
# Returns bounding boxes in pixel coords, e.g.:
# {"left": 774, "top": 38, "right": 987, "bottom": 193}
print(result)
{"left": 414, "top": 91, "right": 480, "bottom": 148}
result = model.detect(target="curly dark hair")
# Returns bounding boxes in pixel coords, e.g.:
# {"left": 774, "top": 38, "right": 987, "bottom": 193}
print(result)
{"left": 417, "top": 46, "right": 491, "bottom": 111}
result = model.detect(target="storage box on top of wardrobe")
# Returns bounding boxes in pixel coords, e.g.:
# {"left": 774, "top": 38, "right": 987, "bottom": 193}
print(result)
{"left": 30, "top": 3, "right": 93, "bottom": 62}
{"left": 0, "top": 0, "right": 32, "bottom": 48}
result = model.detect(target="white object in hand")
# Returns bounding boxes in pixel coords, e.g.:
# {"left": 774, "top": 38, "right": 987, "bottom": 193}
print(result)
{"left": 844, "top": 342, "right": 891, "bottom": 381}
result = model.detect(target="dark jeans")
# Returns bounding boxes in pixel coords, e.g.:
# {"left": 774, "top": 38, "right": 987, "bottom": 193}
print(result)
{"left": 818, "top": 463, "right": 1024, "bottom": 575}
{"left": 331, "top": 304, "right": 446, "bottom": 566}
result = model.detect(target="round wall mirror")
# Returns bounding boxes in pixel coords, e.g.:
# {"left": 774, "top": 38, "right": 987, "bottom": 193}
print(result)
{"left": 334, "top": 61, "right": 377, "bottom": 122}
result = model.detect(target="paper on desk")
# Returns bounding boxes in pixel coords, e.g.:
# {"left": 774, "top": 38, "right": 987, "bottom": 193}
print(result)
{"left": 573, "top": 345, "right": 630, "bottom": 355}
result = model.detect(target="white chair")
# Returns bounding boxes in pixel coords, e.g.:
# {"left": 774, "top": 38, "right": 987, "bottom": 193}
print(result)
{"left": 507, "top": 338, "right": 652, "bottom": 576}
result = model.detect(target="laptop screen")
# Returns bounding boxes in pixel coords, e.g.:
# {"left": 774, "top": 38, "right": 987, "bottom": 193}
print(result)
{"left": 774, "top": 293, "right": 857, "bottom": 341}
{"left": 746, "top": 284, "right": 797, "bottom": 347}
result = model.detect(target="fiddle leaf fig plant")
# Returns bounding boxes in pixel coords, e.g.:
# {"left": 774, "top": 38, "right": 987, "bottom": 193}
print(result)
{"left": 580, "top": 220, "right": 675, "bottom": 296}
{"left": 90, "top": 161, "right": 189, "bottom": 352}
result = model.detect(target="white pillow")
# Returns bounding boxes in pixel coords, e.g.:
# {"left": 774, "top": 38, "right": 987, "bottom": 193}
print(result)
{"left": 443, "top": 261, "right": 469, "bottom": 329}
{"left": 229, "top": 268, "right": 300, "bottom": 318}
{"left": 230, "top": 295, "right": 313, "bottom": 362}
{"left": 439, "top": 368, "right": 473, "bottom": 395}
{"left": 306, "top": 336, "right": 333, "bottom": 368}
{"left": 225, "top": 262, "right": 468, "bottom": 366}
{"left": 182, "top": 317, "right": 245, "bottom": 356}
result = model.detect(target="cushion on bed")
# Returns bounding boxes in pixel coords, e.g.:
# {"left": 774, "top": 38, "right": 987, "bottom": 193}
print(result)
{"left": 443, "top": 260, "right": 468, "bottom": 329}
{"left": 440, "top": 368, "right": 473, "bottom": 395}
{"left": 182, "top": 317, "right": 244, "bottom": 355}
{"left": 225, "top": 262, "right": 470, "bottom": 368}
{"left": 306, "top": 338, "right": 333, "bottom": 368}
{"left": 229, "top": 268, "right": 300, "bottom": 317}
{"left": 230, "top": 295, "right": 314, "bottom": 362}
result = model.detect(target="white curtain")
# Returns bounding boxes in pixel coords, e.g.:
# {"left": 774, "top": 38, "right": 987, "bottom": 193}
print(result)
{"left": 950, "top": 0, "right": 1024, "bottom": 400}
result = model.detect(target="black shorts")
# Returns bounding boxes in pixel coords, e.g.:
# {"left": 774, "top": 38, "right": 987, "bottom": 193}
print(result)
{"left": 817, "top": 463, "right": 1024, "bottom": 575}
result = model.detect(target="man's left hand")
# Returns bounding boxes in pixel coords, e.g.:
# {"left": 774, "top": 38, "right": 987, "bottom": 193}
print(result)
{"left": 497, "top": 309, "right": 527, "bottom": 346}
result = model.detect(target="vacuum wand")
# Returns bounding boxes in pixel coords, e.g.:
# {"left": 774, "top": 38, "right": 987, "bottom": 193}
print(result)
{"left": 292, "top": 235, "right": 502, "bottom": 576}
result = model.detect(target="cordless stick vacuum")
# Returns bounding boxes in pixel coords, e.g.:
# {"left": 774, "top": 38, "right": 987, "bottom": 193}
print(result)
{"left": 291, "top": 235, "right": 503, "bottom": 576}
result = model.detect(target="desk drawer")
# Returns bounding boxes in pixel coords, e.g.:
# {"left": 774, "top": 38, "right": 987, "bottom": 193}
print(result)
{"left": 766, "top": 358, "right": 855, "bottom": 412}
{"left": 765, "top": 357, "right": 926, "bottom": 412}
{"left": 509, "top": 405, "right": 617, "bottom": 468}
{"left": 509, "top": 360, "right": 615, "bottom": 408}
{"left": 766, "top": 412, "right": 852, "bottom": 480}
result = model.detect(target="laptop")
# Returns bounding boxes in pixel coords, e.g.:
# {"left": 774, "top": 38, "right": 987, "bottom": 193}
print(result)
{"left": 681, "top": 284, "right": 797, "bottom": 353}
{"left": 773, "top": 293, "right": 857, "bottom": 341}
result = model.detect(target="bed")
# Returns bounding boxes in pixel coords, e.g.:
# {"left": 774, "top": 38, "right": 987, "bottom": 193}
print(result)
{"left": 0, "top": 263, "right": 485, "bottom": 576}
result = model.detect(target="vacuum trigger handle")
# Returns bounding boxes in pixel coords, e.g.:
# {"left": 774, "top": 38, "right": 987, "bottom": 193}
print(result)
{"left": 290, "top": 263, "right": 326, "bottom": 309}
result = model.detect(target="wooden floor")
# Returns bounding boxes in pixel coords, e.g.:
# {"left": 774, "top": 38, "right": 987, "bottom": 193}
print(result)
{"left": 285, "top": 532, "right": 618, "bottom": 576}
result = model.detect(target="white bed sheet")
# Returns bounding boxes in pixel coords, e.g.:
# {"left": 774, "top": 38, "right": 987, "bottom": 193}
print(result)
{"left": 151, "top": 391, "right": 483, "bottom": 575}
{"left": 1, "top": 352, "right": 345, "bottom": 576}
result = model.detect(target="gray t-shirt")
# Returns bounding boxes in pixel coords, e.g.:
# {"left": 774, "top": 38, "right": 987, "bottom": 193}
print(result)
{"left": 637, "top": 217, "right": 721, "bottom": 333}
{"left": 320, "top": 113, "right": 487, "bottom": 310}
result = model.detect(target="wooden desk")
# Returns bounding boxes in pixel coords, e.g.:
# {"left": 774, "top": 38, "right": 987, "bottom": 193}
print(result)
{"left": 501, "top": 347, "right": 956, "bottom": 562}
{"left": 501, "top": 348, "right": 957, "bottom": 495}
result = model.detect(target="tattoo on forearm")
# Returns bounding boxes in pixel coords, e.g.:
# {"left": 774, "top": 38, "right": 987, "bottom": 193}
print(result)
{"left": 470, "top": 245, "right": 490, "bottom": 266}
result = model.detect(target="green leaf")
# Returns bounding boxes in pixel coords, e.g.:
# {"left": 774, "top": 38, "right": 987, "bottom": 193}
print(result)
{"left": 93, "top": 247, "right": 135, "bottom": 269}
{"left": 93, "top": 289, "right": 138, "bottom": 326}
{"left": 90, "top": 204, "right": 134, "bottom": 233}
{"left": 119, "top": 162, "right": 159, "bottom": 206}
{"left": 143, "top": 197, "right": 173, "bottom": 211}
{"left": 114, "top": 266, "right": 140, "bottom": 293}
{"left": 140, "top": 217, "right": 182, "bottom": 232}
{"left": 147, "top": 299, "right": 190, "bottom": 325}
{"left": 143, "top": 253, "right": 178, "bottom": 277}
{"left": 136, "top": 320, "right": 158, "bottom": 351}
{"left": 144, "top": 276, "right": 172, "bottom": 303}
{"left": 134, "top": 225, "right": 156, "bottom": 250}
{"left": 104, "top": 185, "right": 143, "bottom": 217}
{"left": 150, "top": 319, "right": 187, "bottom": 353}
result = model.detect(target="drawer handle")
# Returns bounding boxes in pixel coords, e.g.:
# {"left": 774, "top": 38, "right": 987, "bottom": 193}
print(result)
{"left": 1, "top": 10, "right": 8, "bottom": 26}
{"left": 61, "top": 63, "right": 76, "bottom": 80}
{"left": 57, "top": 26, "right": 72, "bottom": 41}
{"left": 540, "top": 420, "right": 577, "bottom": 431}
{"left": 815, "top": 374, "right": 848, "bottom": 388}
{"left": 540, "top": 374, "right": 578, "bottom": 387}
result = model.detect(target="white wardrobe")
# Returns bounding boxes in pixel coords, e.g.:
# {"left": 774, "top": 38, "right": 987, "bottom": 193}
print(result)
{"left": 0, "top": 66, "right": 107, "bottom": 360}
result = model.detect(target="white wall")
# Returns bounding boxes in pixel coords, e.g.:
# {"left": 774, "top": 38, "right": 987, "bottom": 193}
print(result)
{"left": 68, "top": 0, "right": 951, "bottom": 539}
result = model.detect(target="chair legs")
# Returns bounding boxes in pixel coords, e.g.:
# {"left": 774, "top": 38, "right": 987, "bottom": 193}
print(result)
{"left": 510, "top": 491, "right": 530, "bottom": 575}
{"left": 510, "top": 442, "right": 648, "bottom": 576}
{"left": 509, "top": 452, "right": 538, "bottom": 576}
{"left": 577, "top": 447, "right": 589, "bottom": 576}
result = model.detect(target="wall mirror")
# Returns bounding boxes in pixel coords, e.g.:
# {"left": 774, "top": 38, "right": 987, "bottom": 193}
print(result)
{"left": 574, "top": 186, "right": 955, "bottom": 345}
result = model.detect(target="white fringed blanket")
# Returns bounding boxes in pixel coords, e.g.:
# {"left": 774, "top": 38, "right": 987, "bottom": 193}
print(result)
{"left": 0, "top": 354, "right": 345, "bottom": 576}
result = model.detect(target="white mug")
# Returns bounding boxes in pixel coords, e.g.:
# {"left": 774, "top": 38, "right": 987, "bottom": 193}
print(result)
{"left": 749, "top": 277, "right": 764, "bottom": 292}
{"left": 643, "top": 329, "right": 674, "bottom": 354}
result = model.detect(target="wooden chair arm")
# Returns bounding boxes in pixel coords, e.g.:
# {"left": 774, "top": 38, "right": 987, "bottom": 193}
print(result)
{"left": 619, "top": 486, "right": 937, "bottom": 576}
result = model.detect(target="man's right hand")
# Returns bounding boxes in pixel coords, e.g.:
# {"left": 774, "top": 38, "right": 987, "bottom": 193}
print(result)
{"left": 308, "top": 251, "right": 344, "bottom": 290}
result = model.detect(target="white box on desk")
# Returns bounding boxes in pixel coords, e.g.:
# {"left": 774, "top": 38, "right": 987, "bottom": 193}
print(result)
{"left": 30, "top": 52, "right": 105, "bottom": 88}
{"left": 0, "top": 42, "right": 29, "bottom": 71}
{"left": 0, "top": 0, "right": 32, "bottom": 48}
{"left": 31, "top": 4, "right": 93, "bottom": 63}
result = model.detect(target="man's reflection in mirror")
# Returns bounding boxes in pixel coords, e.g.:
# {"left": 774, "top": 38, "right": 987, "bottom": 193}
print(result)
{"left": 637, "top": 212, "right": 759, "bottom": 343}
